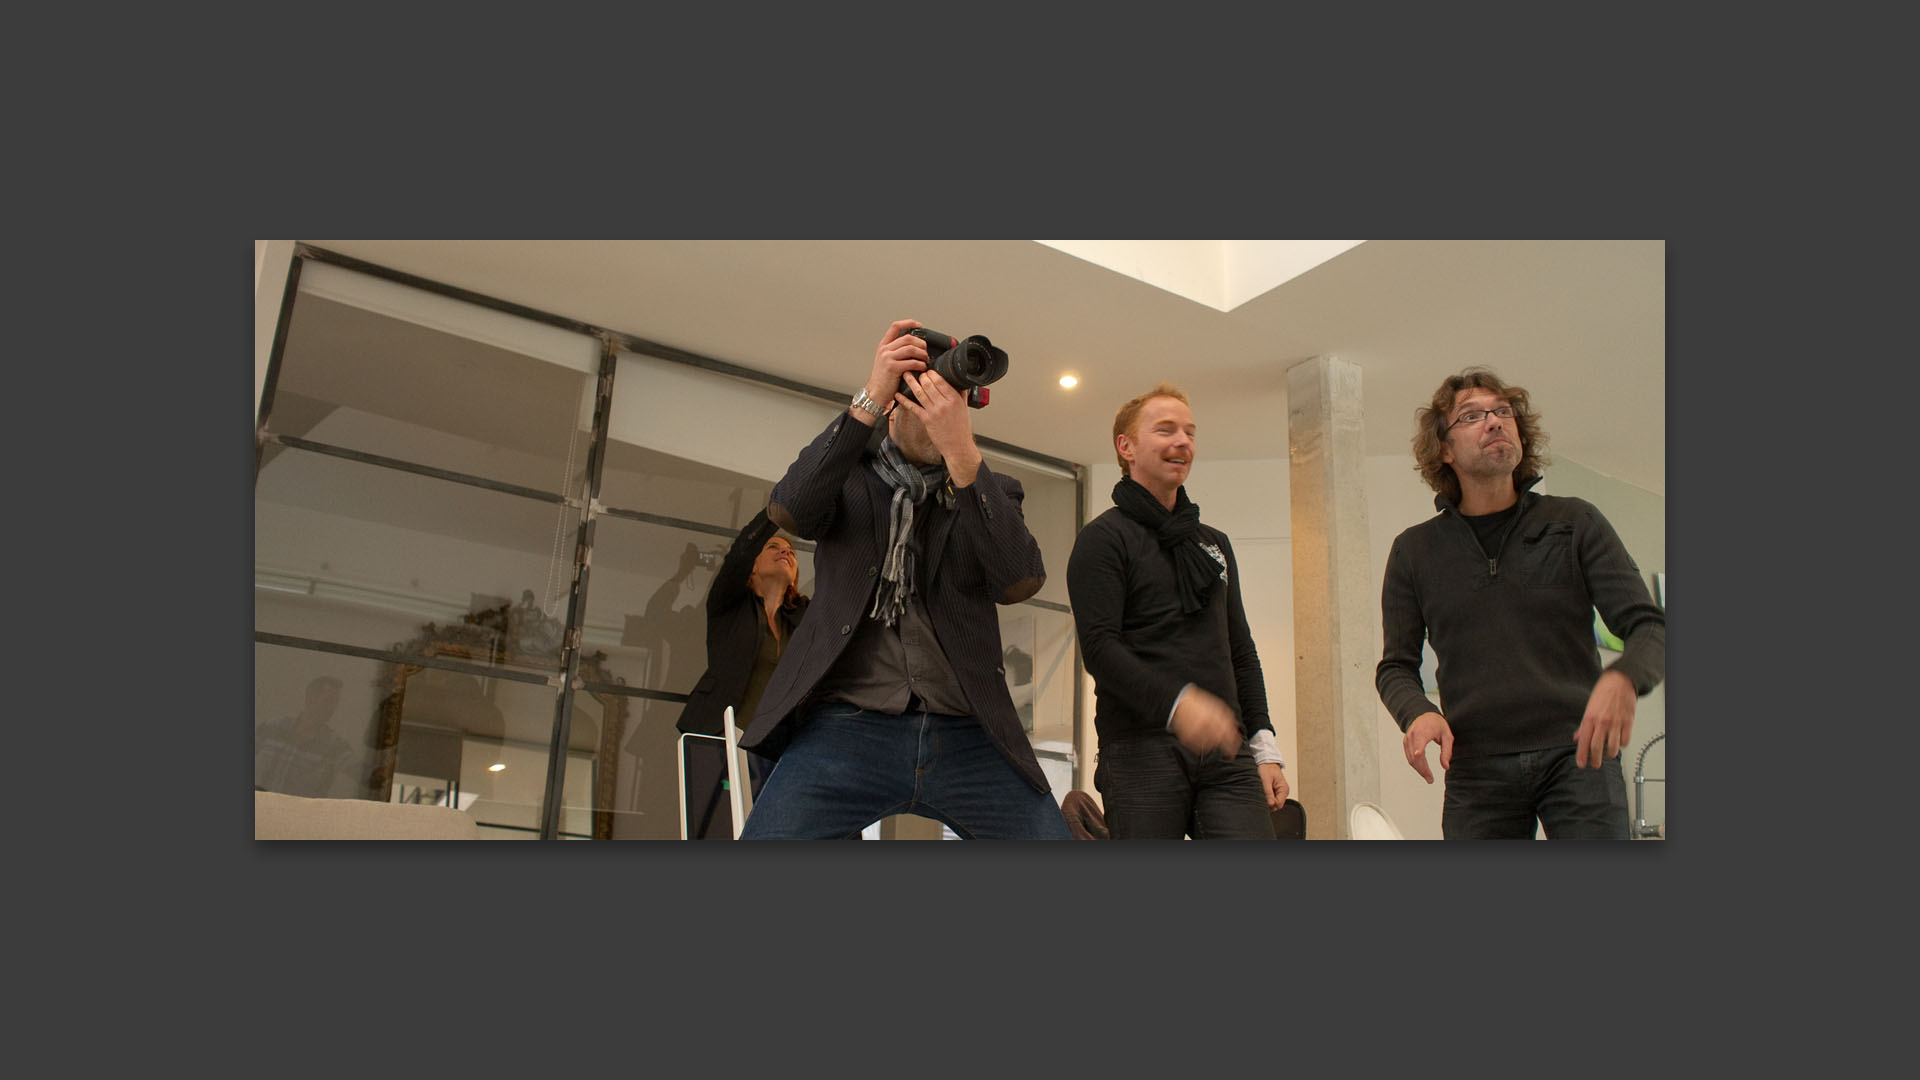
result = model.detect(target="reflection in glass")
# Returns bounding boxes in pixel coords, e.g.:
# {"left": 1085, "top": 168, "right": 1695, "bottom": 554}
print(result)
{"left": 258, "top": 255, "right": 1091, "bottom": 837}
{"left": 374, "top": 661, "right": 568, "bottom": 838}
{"left": 1001, "top": 604, "right": 1080, "bottom": 803}
{"left": 979, "top": 448, "right": 1081, "bottom": 609}
{"left": 271, "top": 270, "right": 599, "bottom": 497}
{"left": 586, "top": 514, "right": 816, "bottom": 699}
{"left": 256, "top": 672, "right": 361, "bottom": 799}
{"left": 596, "top": 440, "right": 776, "bottom": 527}
{"left": 256, "top": 448, "right": 581, "bottom": 675}
{"left": 601, "top": 351, "right": 839, "bottom": 518}
{"left": 599, "top": 691, "right": 698, "bottom": 837}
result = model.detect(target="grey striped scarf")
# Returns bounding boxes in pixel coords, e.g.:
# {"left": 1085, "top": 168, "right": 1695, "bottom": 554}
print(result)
{"left": 868, "top": 437, "right": 956, "bottom": 626}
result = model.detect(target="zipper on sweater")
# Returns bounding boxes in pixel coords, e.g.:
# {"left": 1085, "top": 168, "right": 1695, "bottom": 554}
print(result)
{"left": 1449, "top": 510, "right": 1496, "bottom": 579}
{"left": 1449, "top": 496, "right": 1533, "bottom": 581}
{"left": 1485, "top": 499, "right": 1541, "bottom": 580}
{"left": 1489, "top": 498, "right": 1537, "bottom": 581}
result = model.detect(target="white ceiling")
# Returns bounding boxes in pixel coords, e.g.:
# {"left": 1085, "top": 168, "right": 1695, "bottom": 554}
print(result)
{"left": 300, "top": 239, "right": 1665, "bottom": 496}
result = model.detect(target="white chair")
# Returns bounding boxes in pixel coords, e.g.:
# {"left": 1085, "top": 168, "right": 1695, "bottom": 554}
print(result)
{"left": 677, "top": 705, "right": 748, "bottom": 839}
{"left": 1349, "top": 800, "right": 1405, "bottom": 840}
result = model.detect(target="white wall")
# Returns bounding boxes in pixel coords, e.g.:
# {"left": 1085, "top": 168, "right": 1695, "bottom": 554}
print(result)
{"left": 1364, "top": 455, "right": 1449, "bottom": 837}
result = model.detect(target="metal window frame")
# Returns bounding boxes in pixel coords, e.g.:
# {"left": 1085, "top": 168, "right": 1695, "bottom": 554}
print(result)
{"left": 255, "top": 242, "right": 1090, "bottom": 836}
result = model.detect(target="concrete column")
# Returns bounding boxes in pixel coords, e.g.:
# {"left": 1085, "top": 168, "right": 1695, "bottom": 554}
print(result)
{"left": 1286, "top": 355, "right": 1379, "bottom": 838}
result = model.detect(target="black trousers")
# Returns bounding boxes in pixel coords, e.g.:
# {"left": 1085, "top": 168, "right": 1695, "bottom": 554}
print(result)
{"left": 1094, "top": 731, "right": 1273, "bottom": 839}
{"left": 1441, "top": 745, "right": 1629, "bottom": 839}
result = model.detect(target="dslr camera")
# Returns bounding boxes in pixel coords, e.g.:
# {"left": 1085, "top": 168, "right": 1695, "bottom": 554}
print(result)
{"left": 902, "top": 328, "right": 1009, "bottom": 409}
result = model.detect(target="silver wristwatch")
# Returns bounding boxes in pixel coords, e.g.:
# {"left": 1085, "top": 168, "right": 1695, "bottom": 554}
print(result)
{"left": 850, "top": 387, "right": 885, "bottom": 420}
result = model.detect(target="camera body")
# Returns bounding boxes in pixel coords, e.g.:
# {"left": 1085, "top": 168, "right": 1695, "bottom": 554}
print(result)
{"left": 903, "top": 328, "right": 1008, "bottom": 409}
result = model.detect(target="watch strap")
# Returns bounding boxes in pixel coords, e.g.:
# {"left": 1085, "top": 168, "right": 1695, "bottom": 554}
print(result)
{"left": 850, "top": 387, "right": 885, "bottom": 419}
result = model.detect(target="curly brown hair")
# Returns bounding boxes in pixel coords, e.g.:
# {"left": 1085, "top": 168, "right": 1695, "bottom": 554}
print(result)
{"left": 1412, "top": 368, "right": 1549, "bottom": 505}
{"left": 1112, "top": 382, "right": 1191, "bottom": 472}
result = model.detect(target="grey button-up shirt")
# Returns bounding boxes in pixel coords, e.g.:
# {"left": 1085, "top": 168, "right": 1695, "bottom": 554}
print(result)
{"left": 811, "top": 513, "right": 972, "bottom": 716}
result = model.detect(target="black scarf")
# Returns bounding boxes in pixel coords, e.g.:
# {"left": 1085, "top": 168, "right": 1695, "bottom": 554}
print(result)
{"left": 867, "top": 437, "right": 956, "bottom": 626}
{"left": 1112, "top": 476, "right": 1223, "bottom": 614}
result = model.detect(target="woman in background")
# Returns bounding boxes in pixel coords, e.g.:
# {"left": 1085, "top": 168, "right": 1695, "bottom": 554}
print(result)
{"left": 675, "top": 508, "right": 808, "bottom": 839}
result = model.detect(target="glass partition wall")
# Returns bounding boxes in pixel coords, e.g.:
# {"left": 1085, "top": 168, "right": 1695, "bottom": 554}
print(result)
{"left": 256, "top": 245, "right": 1088, "bottom": 839}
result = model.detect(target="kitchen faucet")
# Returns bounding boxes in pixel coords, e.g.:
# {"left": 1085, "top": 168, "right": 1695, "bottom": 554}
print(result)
{"left": 1633, "top": 731, "right": 1666, "bottom": 839}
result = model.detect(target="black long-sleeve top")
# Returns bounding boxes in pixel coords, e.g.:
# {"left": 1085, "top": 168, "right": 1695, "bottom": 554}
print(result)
{"left": 1066, "top": 506, "right": 1273, "bottom": 743}
{"left": 676, "top": 509, "right": 809, "bottom": 737}
{"left": 1375, "top": 487, "right": 1665, "bottom": 758}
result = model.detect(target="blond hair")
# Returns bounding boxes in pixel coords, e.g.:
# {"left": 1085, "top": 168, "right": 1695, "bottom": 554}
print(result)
{"left": 1112, "top": 383, "right": 1191, "bottom": 472}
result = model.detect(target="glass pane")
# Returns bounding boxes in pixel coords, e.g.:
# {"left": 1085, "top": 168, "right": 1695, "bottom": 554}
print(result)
{"left": 979, "top": 448, "right": 1082, "bottom": 799}
{"left": 598, "top": 350, "right": 840, "bottom": 518}
{"left": 396, "top": 677, "right": 566, "bottom": 839}
{"left": 598, "top": 442, "right": 779, "bottom": 526}
{"left": 1000, "top": 603, "right": 1080, "bottom": 806}
{"left": 565, "top": 693, "right": 698, "bottom": 840}
{"left": 256, "top": 641, "right": 566, "bottom": 840}
{"left": 268, "top": 267, "right": 599, "bottom": 497}
{"left": 582, "top": 513, "right": 816, "bottom": 699}
{"left": 257, "top": 448, "right": 581, "bottom": 677}
{"left": 254, "top": 644, "right": 392, "bottom": 802}
{"left": 979, "top": 449, "right": 1080, "bottom": 609}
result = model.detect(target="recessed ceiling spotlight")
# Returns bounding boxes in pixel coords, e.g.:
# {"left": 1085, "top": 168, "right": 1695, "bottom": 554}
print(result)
{"left": 489, "top": 763, "right": 507, "bottom": 772}
{"left": 1059, "top": 375, "right": 1079, "bottom": 389}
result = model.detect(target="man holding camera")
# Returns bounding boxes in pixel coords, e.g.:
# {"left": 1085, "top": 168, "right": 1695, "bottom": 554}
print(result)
{"left": 1066, "top": 383, "right": 1289, "bottom": 839}
{"left": 1376, "top": 368, "right": 1664, "bottom": 838}
{"left": 735, "top": 319, "right": 1072, "bottom": 839}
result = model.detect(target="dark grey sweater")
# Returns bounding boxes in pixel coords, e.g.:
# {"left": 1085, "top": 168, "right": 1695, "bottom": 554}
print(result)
{"left": 1376, "top": 486, "right": 1665, "bottom": 758}
{"left": 1067, "top": 506, "right": 1273, "bottom": 742}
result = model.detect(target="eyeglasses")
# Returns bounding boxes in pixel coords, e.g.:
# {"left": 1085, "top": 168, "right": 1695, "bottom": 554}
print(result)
{"left": 1446, "top": 405, "right": 1515, "bottom": 431}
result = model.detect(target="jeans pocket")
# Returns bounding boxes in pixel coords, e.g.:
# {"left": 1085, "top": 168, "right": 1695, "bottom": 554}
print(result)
{"left": 805, "top": 701, "right": 865, "bottom": 723}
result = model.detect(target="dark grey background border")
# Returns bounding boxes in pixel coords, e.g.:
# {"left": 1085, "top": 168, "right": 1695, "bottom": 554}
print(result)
{"left": 56, "top": 58, "right": 1804, "bottom": 1053}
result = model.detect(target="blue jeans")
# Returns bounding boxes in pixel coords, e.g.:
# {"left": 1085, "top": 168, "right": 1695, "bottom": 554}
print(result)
{"left": 739, "top": 702, "right": 1072, "bottom": 840}
{"left": 1093, "top": 731, "right": 1274, "bottom": 839}
{"left": 1442, "top": 746, "right": 1629, "bottom": 839}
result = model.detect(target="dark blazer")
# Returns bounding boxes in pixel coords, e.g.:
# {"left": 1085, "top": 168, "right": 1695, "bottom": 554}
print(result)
{"left": 677, "top": 508, "right": 810, "bottom": 738}
{"left": 737, "top": 412, "right": 1051, "bottom": 792}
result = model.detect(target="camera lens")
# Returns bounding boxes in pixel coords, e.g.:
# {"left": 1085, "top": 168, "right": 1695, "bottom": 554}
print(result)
{"left": 934, "top": 335, "right": 1008, "bottom": 390}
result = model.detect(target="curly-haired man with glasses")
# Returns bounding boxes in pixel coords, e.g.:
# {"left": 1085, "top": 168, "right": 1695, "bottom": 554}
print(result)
{"left": 1375, "top": 368, "right": 1665, "bottom": 838}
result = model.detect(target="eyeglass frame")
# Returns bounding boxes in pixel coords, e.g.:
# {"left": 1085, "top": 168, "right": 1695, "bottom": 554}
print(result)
{"left": 1445, "top": 404, "right": 1516, "bottom": 432}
